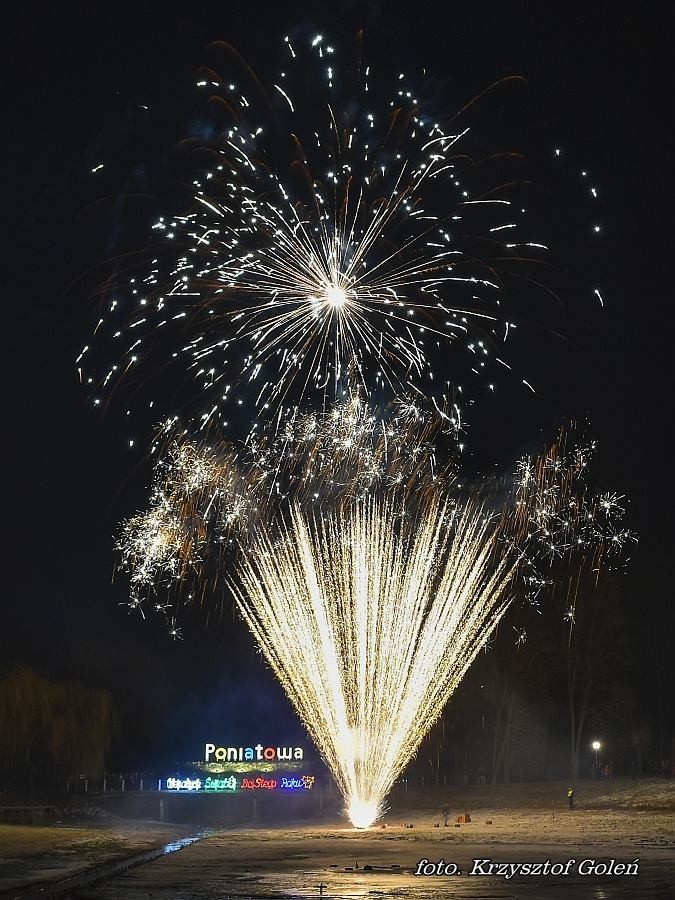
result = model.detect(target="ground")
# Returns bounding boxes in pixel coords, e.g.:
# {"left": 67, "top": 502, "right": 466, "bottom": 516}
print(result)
{"left": 0, "top": 821, "right": 187, "bottom": 895}
{"left": 1, "top": 780, "right": 673, "bottom": 899}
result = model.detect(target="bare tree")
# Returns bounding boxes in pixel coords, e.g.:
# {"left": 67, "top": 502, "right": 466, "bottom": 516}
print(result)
{"left": 554, "top": 568, "right": 630, "bottom": 781}
{"left": 487, "top": 630, "right": 547, "bottom": 784}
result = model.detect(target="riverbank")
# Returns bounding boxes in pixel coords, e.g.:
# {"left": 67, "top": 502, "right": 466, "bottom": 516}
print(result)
{"left": 0, "top": 820, "right": 189, "bottom": 896}
{"left": 3, "top": 779, "right": 670, "bottom": 899}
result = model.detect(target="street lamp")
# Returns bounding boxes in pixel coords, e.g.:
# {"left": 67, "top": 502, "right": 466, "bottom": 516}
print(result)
{"left": 592, "top": 740, "right": 601, "bottom": 768}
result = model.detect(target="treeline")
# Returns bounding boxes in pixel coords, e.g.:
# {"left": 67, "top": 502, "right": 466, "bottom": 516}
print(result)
{"left": 0, "top": 667, "right": 114, "bottom": 793}
{"left": 412, "top": 561, "right": 674, "bottom": 784}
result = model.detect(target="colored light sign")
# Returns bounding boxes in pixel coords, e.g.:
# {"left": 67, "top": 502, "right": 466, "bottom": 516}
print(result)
{"left": 163, "top": 774, "right": 315, "bottom": 792}
{"left": 280, "top": 776, "right": 315, "bottom": 790}
{"left": 205, "top": 776, "right": 237, "bottom": 791}
{"left": 165, "top": 777, "right": 202, "bottom": 791}
{"left": 205, "top": 743, "right": 305, "bottom": 763}
{"left": 241, "top": 777, "right": 277, "bottom": 790}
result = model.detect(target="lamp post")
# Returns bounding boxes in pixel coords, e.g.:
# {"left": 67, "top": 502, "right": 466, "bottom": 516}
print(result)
{"left": 592, "top": 741, "right": 601, "bottom": 769}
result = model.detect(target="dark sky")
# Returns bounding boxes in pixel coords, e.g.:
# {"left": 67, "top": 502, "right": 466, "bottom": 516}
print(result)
{"left": 3, "top": 2, "right": 674, "bottom": 768}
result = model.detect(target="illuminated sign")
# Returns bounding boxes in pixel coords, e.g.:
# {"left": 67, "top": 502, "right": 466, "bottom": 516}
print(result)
{"left": 164, "top": 774, "right": 315, "bottom": 792}
{"left": 205, "top": 776, "right": 237, "bottom": 791}
{"left": 242, "top": 777, "right": 277, "bottom": 790}
{"left": 165, "top": 777, "right": 202, "bottom": 791}
{"left": 281, "top": 776, "right": 314, "bottom": 790}
{"left": 205, "top": 742, "right": 304, "bottom": 763}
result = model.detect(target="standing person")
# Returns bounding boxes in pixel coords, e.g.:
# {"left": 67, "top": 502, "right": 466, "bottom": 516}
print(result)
{"left": 567, "top": 787, "right": 575, "bottom": 810}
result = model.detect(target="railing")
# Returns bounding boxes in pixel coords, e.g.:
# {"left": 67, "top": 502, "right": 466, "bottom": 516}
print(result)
{"left": 65, "top": 774, "right": 162, "bottom": 794}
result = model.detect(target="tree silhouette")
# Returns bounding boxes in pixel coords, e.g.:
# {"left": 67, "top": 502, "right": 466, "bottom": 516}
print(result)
{"left": 551, "top": 567, "right": 631, "bottom": 781}
{"left": 0, "top": 667, "right": 114, "bottom": 795}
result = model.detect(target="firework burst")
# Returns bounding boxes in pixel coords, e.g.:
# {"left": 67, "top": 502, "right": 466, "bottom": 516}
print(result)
{"left": 81, "top": 33, "right": 558, "bottom": 440}
{"left": 118, "top": 401, "right": 631, "bottom": 634}
{"left": 116, "top": 398, "right": 632, "bottom": 825}
{"left": 84, "top": 31, "right": 626, "bottom": 830}
{"left": 230, "top": 496, "right": 516, "bottom": 827}
{"left": 117, "top": 394, "right": 458, "bottom": 609}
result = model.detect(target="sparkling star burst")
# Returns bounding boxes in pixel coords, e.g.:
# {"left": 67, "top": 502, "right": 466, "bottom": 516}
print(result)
{"left": 80, "top": 33, "right": 559, "bottom": 439}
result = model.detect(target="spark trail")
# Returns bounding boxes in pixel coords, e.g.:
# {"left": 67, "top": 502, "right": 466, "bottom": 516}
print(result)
{"left": 230, "top": 496, "right": 516, "bottom": 828}
{"left": 80, "top": 33, "right": 574, "bottom": 441}
{"left": 117, "top": 401, "right": 632, "bottom": 826}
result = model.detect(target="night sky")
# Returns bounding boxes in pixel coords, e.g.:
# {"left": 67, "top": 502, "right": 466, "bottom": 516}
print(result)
{"left": 3, "top": 2, "right": 673, "bottom": 771}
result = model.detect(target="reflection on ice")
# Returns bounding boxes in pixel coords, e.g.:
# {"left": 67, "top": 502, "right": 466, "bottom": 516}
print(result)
{"left": 161, "top": 830, "right": 213, "bottom": 855}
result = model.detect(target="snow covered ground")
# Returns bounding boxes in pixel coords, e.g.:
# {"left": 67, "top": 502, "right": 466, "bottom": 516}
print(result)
{"left": 2, "top": 780, "right": 673, "bottom": 899}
